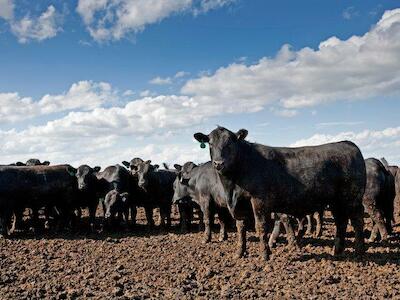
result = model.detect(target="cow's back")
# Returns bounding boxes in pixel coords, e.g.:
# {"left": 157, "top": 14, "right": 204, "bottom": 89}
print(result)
{"left": 242, "top": 140, "right": 366, "bottom": 216}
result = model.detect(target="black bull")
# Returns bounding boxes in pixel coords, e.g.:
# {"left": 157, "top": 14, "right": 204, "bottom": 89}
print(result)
{"left": 194, "top": 126, "right": 367, "bottom": 260}
{"left": 0, "top": 165, "right": 78, "bottom": 236}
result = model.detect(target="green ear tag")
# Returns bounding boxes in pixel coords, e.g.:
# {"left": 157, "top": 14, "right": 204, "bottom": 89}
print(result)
{"left": 200, "top": 142, "right": 206, "bottom": 149}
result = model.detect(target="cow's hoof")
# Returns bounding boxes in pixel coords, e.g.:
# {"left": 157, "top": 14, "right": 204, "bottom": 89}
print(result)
{"left": 202, "top": 238, "right": 211, "bottom": 244}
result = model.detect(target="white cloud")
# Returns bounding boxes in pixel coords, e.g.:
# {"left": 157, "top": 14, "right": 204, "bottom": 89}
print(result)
{"left": 10, "top": 5, "right": 62, "bottom": 43}
{"left": 0, "top": 81, "right": 116, "bottom": 123}
{"left": 290, "top": 127, "right": 400, "bottom": 163}
{"left": 0, "top": 0, "right": 14, "bottom": 20}
{"left": 342, "top": 6, "right": 359, "bottom": 20}
{"left": 149, "top": 76, "right": 173, "bottom": 85}
{"left": 182, "top": 9, "right": 400, "bottom": 111}
{"left": 174, "top": 71, "right": 190, "bottom": 78}
{"left": 76, "top": 0, "right": 234, "bottom": 42}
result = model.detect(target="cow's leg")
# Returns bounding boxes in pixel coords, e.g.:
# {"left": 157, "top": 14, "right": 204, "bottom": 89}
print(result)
{"left": 88, "top": 204, "right": 97, "bottom": 231}
{"left": 130, "top": 205, "right": 137, "bottom": 227}
{"left": 314, "top": 211, "right": 323, "bottom": 238}
{"left": 145, "top": 206, "right": 154, "bottom": 228}
{"left": 0, "top": 209, "right": 12, "bottom": 237}
{"left": 250, "top": 198, "right": 271, "bottom": 261}
{"left": 305, "top": 214, "right": 313, "bottom": 235}
{"left": 165, "top": 205, "right": 172, "bottom": 228}
{"left": 235, "top": 219, "right": 247, "bottom": 258}
{"left": 369, "top": 222, "right": 379, "bottom": 242}
{"left": 384, "top": 213, "right": 393, "bottom": 236}
{"left": 268, "top": 217, "right": 281, "bottom": 248}
{"left": 281, "top": 214, "right": 297, "bottom": 247}
{"left": 365, "top": 204, "right": 387, "bottom": 241}
{"left": 217, "top": 209, "right": 229, "bottom": 242}
{"left": 197, "top": 209, "right": 204, "bottom": 230}
{"left": 297, "top": 217, "right": 307, "bottom": 240}
{"left": 331, "top": 209, "right": 348, "bottom": 256}
{"left": 12, "top": 207, "right": 24, "bottom": 233}
{"left": 200, "top": 197, "right": 213, "bottom": 243}
{"left": 349, "top": 208, "right": 366, "bottom": 255}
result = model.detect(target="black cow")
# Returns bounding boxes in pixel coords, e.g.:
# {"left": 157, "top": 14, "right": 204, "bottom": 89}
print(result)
{"left": 194, "top": 126, "right": 366, "bottom": 260}
{"left": 0, "top": 165, "right": 77, "bottom": 236}
{"left": 136, "top": 160, "right": 175, "bottom": 227}
{"left": 96, "top": 165, "right": 147, "bottom": 227}
{"left": 67, "top": 165, "right": 105, "bottom": 230}
{"left": 363, "top": 158, "right": 395, "bottom": 242}
{"left": 381, "top": 158, "right": 400, "bottom": 224}
{"left": 173, "top": 162, "right": 236, "bottom": 242}
{"left": 173, "top": 161, "right": 297, "bottom": 248}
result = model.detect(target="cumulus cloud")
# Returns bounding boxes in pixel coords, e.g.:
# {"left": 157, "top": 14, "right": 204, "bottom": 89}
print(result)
{"left": 0, "top": 81, "right": 115, "bottom": 123}
{"left": 182, "top": 9, "right": 400, "bottom": 111}
{"left": 290, "top": 127, "right": 400, "bottom": 163}
{"left": 0, "top": 0, "right": 14, "bottom": 20}
{"left": 76, "top": 0, "right": 235, "bottom": 41}
{"left": 6, "top": 4, "right": 62, "bottom": 43}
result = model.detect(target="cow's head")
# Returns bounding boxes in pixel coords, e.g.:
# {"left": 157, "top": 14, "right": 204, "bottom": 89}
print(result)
{"left": 136, "top": 160, "right": 159, "bottom": 191}
{"left": 172, "top": 175, "right": 191, "bottom": 204}
{"left": 25, "top": 159, "right": 50, "bottom": 166}
{"left": 194, "top": 127, "right": 248, "bottom": 174}
{"left": 74, "top": 165, "right": 101, "bottom": 190}
{"left": 122, "top": 157, "right": 144, "bottom": 176}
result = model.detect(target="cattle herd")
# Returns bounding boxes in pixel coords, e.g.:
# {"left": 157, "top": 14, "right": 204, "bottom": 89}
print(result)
{"left": 0, "top": 126, "right": 399, "bottom": 261}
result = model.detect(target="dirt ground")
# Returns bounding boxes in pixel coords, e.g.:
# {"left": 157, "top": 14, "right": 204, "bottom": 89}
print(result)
{"left": 0, "top": 208, "right": 400, "bottom": 300}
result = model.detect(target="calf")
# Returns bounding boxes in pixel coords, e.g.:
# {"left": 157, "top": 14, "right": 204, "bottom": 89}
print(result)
{"left": 363, "top": 158, "right": 395, "bottom": 242}
{"left": 194, "top": 126, "right": 366, "bottom": 260}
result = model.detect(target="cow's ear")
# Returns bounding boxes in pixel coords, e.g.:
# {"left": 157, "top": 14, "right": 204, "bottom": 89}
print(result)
{"left": 93, "top": 166, "right": 101, "bottom": 173}
{"left": 236, "top": 129, "right": 248, "bottom": 140}
{"left": 122, "top": 161, "right": 130, "bottom": 168}
{"left": 153, "top": 164, "right": 159, "bottom": 171}
{"left": 146, "top": 160, "right": 152, "bottom": 165}
{"left": 67, "top": 166, "right": 77, "bottom": 176}
{"left": 174, "top": 164, "right": 182, "bottom": 171}
{"left": 194, "top": 133, "right": 209, "bottom": 143}
{"left": 186, "top": 162, "right": 197, "bottom": 172}
{"left": 42, "top": 161, "right": 50, "bottom": 166}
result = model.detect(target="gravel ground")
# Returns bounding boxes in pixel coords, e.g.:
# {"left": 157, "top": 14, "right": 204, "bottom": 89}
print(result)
{"left": 0, "top": 208, "right": 399, "bottom": 299}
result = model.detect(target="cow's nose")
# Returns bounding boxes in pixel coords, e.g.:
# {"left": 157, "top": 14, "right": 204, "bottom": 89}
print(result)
{"left": 213, "top": 160, "right": 224, "bottom": 171}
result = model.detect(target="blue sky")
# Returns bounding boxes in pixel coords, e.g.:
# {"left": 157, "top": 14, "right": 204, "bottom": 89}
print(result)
{"left": 1, "top": 0, "right": 400, "bottom": 166}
